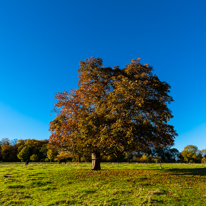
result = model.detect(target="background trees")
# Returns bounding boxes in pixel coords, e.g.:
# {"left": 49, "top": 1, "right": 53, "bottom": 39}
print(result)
{"left": 200, "top": 149, "right": 206, "bottom": 158}
{"left": 0, "top": 137, "right": 205, "bottom": 163}
{"left": 0, "top": 139, "right": 49, "bottom": 162}
{"left": 1, "top": 144, "right": 13, "bottom": 161}
{"left": 22, "top": 139, "right": 49, "bottom": 162}
{"left": 0, "top": 138, "right": 18, "bottom": 162}
{"left": 49, "top": 57, "right": 177, "bottom": 170}
{"left": 181, "top": 145, "right": 200, "bottom": 163}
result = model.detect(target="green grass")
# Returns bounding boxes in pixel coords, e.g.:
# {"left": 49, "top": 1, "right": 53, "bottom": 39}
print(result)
{"left": 0, "top": 162, "right": 206, "bottom": 205}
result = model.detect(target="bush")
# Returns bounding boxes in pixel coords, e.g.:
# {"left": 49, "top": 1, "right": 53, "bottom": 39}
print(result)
{"left": 131, "top": 156, "right": 140, "bottom": 162}
{"left": 44, "top": 158, "right": 49, "bottom": 162}
{"left": 140, "top": 154, "right": 149, "bottom": 163}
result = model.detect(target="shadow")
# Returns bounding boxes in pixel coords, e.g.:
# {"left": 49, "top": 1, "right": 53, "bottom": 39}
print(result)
{"left": 3, "top": 175, "right": 12, "bottom": 178}
{"left": 166, "top": 168, "right": 206, "bottom": 176}
{"left": 48, "top": 200, "right": 76, "bottom": 205}
{"left": 151, "top": 199, "right": 164, "bottom": 204}
{"left": 7, "top": 185, "right": 25, "bottom": 189}
{"left": 79, "top": 189, "right": 96, "bottom": 194}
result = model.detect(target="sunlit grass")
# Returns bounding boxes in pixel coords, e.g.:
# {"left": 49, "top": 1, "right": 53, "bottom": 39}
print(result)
{"left": 0, "top": 162, "right": 206, "bottom": 205}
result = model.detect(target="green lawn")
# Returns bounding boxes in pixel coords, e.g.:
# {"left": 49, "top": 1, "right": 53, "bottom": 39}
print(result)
{"left": 0, "top": 162, "right": 206, "bottom": 205}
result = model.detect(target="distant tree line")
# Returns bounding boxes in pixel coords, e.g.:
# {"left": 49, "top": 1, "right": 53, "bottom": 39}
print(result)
{"left": 0, "top": 138, "right": 205, "bottom": 163}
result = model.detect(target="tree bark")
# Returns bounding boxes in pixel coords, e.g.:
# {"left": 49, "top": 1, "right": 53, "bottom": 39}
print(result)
{"left": 92, "top": 152, "right": 101, "bottom": 170}
{"left": 78, "top": 156, "right": 81, "bottom": 163}
{"left": 160, "top": 159, "right": 162, "bottom": 169}
{"left": 25, "top": 159, "right": 29, "bottom": 166}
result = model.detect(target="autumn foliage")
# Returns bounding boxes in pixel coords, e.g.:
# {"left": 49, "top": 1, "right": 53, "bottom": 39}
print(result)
{"left": 49, "top": 57, "right": 177, "bottom": 170}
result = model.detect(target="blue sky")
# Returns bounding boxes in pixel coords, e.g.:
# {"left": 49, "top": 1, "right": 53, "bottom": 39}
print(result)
{"left": 0, "top": 0, "right": 206, "bottom": 152}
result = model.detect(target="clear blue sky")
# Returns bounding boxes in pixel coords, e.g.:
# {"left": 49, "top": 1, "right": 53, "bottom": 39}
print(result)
{"left": 0, "top": 0, "right": 206, "bottom": 152}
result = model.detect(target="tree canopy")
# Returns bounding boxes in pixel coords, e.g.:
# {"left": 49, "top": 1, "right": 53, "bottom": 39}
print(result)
{"left": 181, "top": 145, "right": 199, "bottom": 163}
{"left": 49, "top": 57, "right": 177, "bottom": 170}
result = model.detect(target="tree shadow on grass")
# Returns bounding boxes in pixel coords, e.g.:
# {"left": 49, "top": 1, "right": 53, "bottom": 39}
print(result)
{"left": 48, "top": 200, "right": 76, "bottom": 205}
{"left": 151, "top": 199, "right": 164, "bottom": 204}
{"left": 166, "top": 168, "right": 206, "bottom": 176}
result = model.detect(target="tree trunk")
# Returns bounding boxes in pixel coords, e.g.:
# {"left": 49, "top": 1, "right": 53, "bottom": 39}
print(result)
{"left": 92, "top": 152, "right": 101, "bottom": 170}
{"left": 78, "top": 156, "right": 81, "bottom": 163}
{"left": 127, "top": 152, "right": 131, "bottom": 163}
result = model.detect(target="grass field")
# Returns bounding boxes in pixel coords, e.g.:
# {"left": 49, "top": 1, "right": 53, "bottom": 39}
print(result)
{"left": 0, "top": 162, "right": 206, "bottom": 205}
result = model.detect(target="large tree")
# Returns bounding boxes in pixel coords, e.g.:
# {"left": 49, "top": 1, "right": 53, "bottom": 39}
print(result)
{"left": 49, "top": 57, "right": 177, "bottom": 170}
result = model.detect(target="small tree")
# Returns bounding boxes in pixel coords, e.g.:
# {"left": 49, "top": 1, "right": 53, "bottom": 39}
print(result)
{"left": 140, "top": 153, "right": 149, "bottom": 163}
{"left": 47, "top": 148, "right": 58, "bottom": 162}
{"left": 17, "top": 146, "right": 30, "bottom": 161}
{"left": 154, "top": 155, "right": 161, "bottom": 163}
{"left": 181, "top": 145, "right": 198, "bottom": 163}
